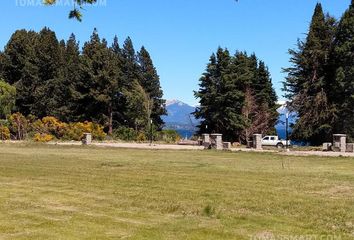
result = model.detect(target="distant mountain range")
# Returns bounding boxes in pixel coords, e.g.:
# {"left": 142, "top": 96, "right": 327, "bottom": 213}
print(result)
{"left": 163, "top": 100, "right": 198, "bottom": 125}
{"left": 162, "top": 100, "right": 199, "bottom": 138}
{"left": 163, "top": 99, "right": 297, "bottom": 139}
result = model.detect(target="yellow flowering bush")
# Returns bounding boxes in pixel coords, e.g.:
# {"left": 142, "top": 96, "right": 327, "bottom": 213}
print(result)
{"left": 64, "top": 121, "right": 106, "bottom": 141}
{"left": 7, "top": 114, "right": 106, "bottom": 142}
{"left": 0, "top": 126, "right": 10, "bottom": 140}
{"left": 136, "top": 132, "right": 147, "bottom": 142}
{"left": 33, "top": 133, "right": 54, "bottom": 142}
{"left": 42, "top": 116, "right": 68, "bottom": 138}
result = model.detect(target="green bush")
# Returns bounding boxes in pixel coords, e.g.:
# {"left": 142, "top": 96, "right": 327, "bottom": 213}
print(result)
{"left": 112, "top": 127, "right": 137, "bottom": 141}
{"left": 0, "top": 119, "right": 9, "bottom": 128}
{"left": 155, "top": 130, "right": 181, "bottom": 143}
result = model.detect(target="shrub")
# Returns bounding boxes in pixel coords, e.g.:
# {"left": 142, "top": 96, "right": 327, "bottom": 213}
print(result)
{"left": 112, "top": 127, "right": 137, "bottom": 141}
{"left": 8, "top": 112, "right": 28, "bottom": 140}
{"left": 64, "top": 121, "right": 106, "bottom": 141}
{"left": 28, "top": 117, "right": 68, "bottom": 140}
{"left": 155, "top": 130, "right": 181, "bottom": 143}
{"left": 63, "top": 123, "right": 84, "bottom": 141}
{"left": 136, "top": 132, "right": 147, "bottom": 142}
{"left": 33, "top": 133, "right": 54, "bottom": 142}
{"left": 29, "top": 119, "right": 45, "bottom": 133}
{"left": 42, "top": 116, "right": 68, "bottom": 138}
{"left": 88, "top": 122, "right": 106, "bottom": 140}
{"left": 0, "top": 125, "right": 10, "bottom": 140}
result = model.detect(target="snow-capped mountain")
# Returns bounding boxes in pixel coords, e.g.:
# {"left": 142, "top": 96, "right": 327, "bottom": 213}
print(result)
{"left": 163, "top": 100, "right": 198, "bottom": 125}
{"left": 163, "top": 100, "right": 199, "bottom": 138}
{"left": 166, "top": 99, "right": 189, "bottom": 107}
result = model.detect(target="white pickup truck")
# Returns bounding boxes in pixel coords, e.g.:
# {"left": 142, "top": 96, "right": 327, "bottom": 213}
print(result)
{"left": 261, "top": 136, "right": 291, "bottom": 148}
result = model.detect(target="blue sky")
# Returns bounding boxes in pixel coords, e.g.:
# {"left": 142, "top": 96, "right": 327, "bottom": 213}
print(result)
{"left": 0, "top": 0, "right": 351, "bottom": 105}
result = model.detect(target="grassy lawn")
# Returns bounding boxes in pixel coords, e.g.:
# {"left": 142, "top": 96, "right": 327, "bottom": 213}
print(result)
{"left": 0, "top": 144, "right": 353, "bottom": 239}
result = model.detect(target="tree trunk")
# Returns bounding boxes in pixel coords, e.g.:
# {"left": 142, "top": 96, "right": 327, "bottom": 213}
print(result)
{"left": 108, "top": 106, "right": 113, "bottom": 136}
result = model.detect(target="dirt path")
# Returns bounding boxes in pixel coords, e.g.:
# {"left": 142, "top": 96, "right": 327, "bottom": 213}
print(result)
{"left": 50, "top": 142, "right": 354, "bottom": 157}
{"left": 53, "top": 142, "right": 205, "bottom": 151}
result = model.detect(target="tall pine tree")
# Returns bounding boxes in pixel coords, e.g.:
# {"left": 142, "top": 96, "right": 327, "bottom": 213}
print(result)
{"left": 137, "top": 46, "right": 166, "bottom": 129}
{"left": 331, "top": 0, "right": 354, "bottom": 140}
{"left": 33, "top": 27, "right": 63, "bottom": 118}
{"left": 80, "top": 29, "right": 122, "bottom": 133}
{"left": 196, "top": 48, "right": 278, "bottom": 143}
{"left": 2, "top": 30, "right": 40, "bottom": 115}
{"left": 283, "top": 3, "right": 337, "bottom": 145}
{"left": 120, "top": 37, "right": 149, "bottom": 130}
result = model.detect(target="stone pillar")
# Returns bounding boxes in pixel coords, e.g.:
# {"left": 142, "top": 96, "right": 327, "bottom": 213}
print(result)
{"left": 82, "top": 133, "right": 92, "bottom": 145}
{"left": 223, "top": 142, "right": 231, "bottom": 150}
{"left": 202, "top": 134, "right": 210, "bottom": 144}
{"left": 346, "top": 143, "right": 354, "bottom": 153}
{"left": 253, "top": 134, "right": 262, "bottom": 150}
{"left": 210, "top": 134, "right": 223, "bottom": 150}
{"left": 202, "top": 134, "right": 211, "bottom": 149}
{"left": 333, "top": 134, "right": 346, "bottom": 152}
{"left": 322, "top": 143, "right": 332, "bottom": 151}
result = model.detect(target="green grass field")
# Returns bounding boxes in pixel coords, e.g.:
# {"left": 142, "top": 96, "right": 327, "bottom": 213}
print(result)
{"left": 0, "top": 144, "right": 353, "bottom": 239}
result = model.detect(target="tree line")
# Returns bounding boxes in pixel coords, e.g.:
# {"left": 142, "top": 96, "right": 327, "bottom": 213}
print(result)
{"left": 283, "top": 1, "right": 354, "bottom": 145}
{"left": 194, "top": 48, "right": 278, "bottom": 143}
{"left": 0, "top": 27, "right": 166, "bottom": 135}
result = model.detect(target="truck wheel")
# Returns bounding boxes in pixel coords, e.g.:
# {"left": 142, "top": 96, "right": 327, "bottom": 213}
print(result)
{"left": 276, "top": 143, "right": 284, "bottom": 149}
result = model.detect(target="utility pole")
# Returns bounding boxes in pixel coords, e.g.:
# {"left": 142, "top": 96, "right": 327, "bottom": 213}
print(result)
{"left": 286, "top": 112, "right": 289, "bottom": 151}
{"left": 150, "top": 119, "right": 153, "bottom": 146}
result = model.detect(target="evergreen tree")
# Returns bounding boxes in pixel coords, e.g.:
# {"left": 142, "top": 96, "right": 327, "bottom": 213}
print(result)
{"left": 120, "top": 37, "right": 147, "bottom": 130}
{"left": 2, "top": 30, "right": 40, "bottom": 115}
{"left": 195, "top": 48, "right": 245, "bottom": 142}
{"left": 229, "top": 51, "right": 254, "bottom": 142}
{"left": 32, "top": 27, "right": 63, "bottom": 118}
{"left": 121, "top": 37, "right": 140, "bottom": 89}
{"left": 112, "top": 36, "right": 121, "bottom": 55}
{"left": 60, "top": 34, "right": 82, "bottom": 122}
{"left": 213, "top": 48, "right": 240, "bottom": 140}
{"left": 255, "top": 61, "right": 277, "bottom": 108}
{"left": 194, "top": 52, "right": 218, "bottom": 133}
{"left": 255, "top": 61, "right": 278, "bottom": 134}
{"left": 331, "top": 0, "right": 354, "bottom": 140}
{"left": 137, "top": 46, "right": 166, "bottom": 129}
{"left": 195, "top": 48, "right": 279, "bottom": 143}
{"left": 283, "top": 3, "right": 336, "bottom": 145}
{"left": 108, "top": 36, "right": 127, "bottom": 130}
{"left": 78, "top": 28, "right": 103, "bottom": 121}
{"left": 80, "top": 29, "right": 122, "bottom": 134}
{"left": 0, "top": 52, "right": 6, "bottom": 79}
